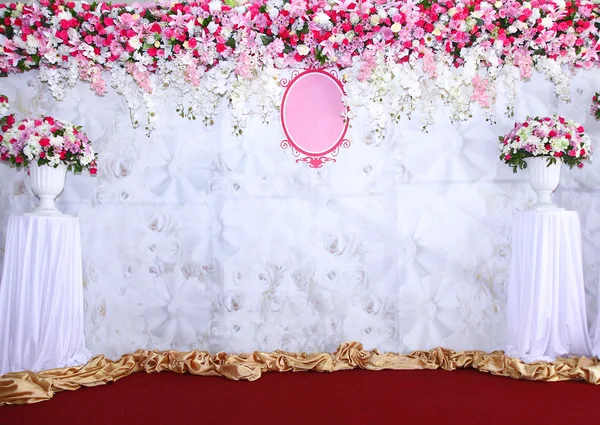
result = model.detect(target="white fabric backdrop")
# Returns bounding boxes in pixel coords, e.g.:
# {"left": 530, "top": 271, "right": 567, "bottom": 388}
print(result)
{"left": 1, "top": 69, "right": 600, "bottom": 359}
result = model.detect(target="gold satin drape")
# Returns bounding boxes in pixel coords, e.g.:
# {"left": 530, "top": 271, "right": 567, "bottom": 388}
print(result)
{"left": 2, "top": 342, "right": 600, "bottom": 406}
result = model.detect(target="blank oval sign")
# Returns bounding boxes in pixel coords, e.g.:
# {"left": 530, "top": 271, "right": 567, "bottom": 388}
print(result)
{"left": 281, "top": 70, "right": 348, "bottom": 156}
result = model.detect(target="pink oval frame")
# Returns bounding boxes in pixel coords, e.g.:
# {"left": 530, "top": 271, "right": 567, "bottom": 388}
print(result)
{"left": 280, "top": 68, "right": 350, "bottom": 168}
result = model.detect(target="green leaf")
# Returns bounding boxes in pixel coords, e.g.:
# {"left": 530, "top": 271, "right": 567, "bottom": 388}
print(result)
{"left": 475, "top": 18, "right": 484, "bottom": 26}
{"left": 224, "top": 0, "right": 237, "bottom": 7}
{"left": 144, "top": 9, "right": 155, "bottom": 22}
{"left": 261, "top": 35, "right": 274, "bottom": 45}
{"left": 5, "top": 26, "right": 14, "bottom": 39}
{"left": 225, "top": 37, "right": 236, "bottom": 48}
{"left": 201, "top": 16, "right": 212, "bottom": 27}
{"left": 283, "top": 44, "right": 293, "bottom": 54}
{"left": 299, "top": 21, "right": 309, "bottom": 35}
{"left": 315, "top": 46, "right": 326, "bottom": 64}
{"left": 259, "top": 5, "right": 267, "bottom": 12}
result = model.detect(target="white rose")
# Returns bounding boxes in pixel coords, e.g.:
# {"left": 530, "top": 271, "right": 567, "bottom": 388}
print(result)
{"left": 207, "top": 21, "right": 219, "bottom": 34}
{"left": 350, "top": 12, "right": 360, "bottom": 24}
{"left": 370, "top": 15, "right": 380, "bottom": 26}
{"left": 541, "top": 17, "right": 553, "bottom": 28}
{"left": 296, "top": 44, "right": 310, "bottom": 56}
{"left": 221, "top": 28, "right": 232, "bottom": 39}
{"left": 391, "top": 22, "right": 402, "bottom": 33}
{"left": 313, "top": 11, "right": 330, "bottom": 26}
{"left": 128, "top": 36, "right": 141, "bottom": 49}
{"left": 208, "top": 0, "right": 222, "bottom": 12}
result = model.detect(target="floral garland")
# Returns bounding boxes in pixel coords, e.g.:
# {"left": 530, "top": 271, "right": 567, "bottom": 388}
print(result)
{"left": 499, "top": 115, "right": 592, "bottom": 172}
{"left": 0, "top": 96, "right": 98, "bottom": 173}
{"left": 1, "top": 0, "right": 599, "bottom": 134}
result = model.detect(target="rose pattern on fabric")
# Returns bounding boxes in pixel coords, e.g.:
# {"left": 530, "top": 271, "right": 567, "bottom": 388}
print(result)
{"left": 1, "top": 70, "right": 600, "bottom": 358}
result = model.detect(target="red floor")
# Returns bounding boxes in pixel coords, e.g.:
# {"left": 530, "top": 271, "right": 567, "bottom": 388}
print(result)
{"left": 1, "top": 368, "right": 596, "bottom": 425}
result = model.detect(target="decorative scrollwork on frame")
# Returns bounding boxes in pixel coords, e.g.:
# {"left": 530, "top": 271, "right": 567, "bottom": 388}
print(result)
{"left": 296, "top": 156, "right": 336, "bottom": 168}
{"left": 279, "top": 70, "right": 300, "bottom": 88}
{"left": 279, "top": 68, "right": 351, "bottom": 169}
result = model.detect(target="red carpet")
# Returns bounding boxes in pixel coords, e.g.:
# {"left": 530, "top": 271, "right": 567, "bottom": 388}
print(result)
{"left": 1, "top": 369, "right": 597, "bottom": 424}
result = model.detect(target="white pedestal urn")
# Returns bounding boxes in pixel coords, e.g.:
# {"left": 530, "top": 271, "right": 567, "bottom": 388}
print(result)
{"left": 524, "top": 156, "right": 563, "bottom": 211}
{"left": 26, "top": 162, "right": 68, "bottom": 216}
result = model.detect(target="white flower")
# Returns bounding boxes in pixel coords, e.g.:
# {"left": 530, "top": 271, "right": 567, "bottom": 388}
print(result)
{"left": 49, "top": 135, "right": 63, "bottom": 147}
{"left": 207, "top": 21, "right": 219, "bottom": 34}
{"left": 540, "top": 17, "right": 553, "bottom": 28}
{"left": 296, "top": 44, "right": 310, "bottom": 56}
{"left": 208, "top": 0, "right": 222, "bottom": 12}
{"left": 128, "top": 36, "right": 142, "bottom": 50}
{"left": 313, "top": 11, "right": 330, "bottom": 27}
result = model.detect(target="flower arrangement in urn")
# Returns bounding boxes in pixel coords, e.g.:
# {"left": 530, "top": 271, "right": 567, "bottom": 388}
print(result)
{"left": 0, "top": 95, "right": 98, "bottom": 215}
{"left": 499, "top": 115, "right": 592, "bottom": 210}
{"left": 592, "top": 93, "right": 600, "bottom": 121}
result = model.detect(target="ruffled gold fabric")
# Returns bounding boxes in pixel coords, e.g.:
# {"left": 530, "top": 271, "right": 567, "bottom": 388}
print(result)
{"left": 2, "top": 342, "right": 600, "bottom": 406}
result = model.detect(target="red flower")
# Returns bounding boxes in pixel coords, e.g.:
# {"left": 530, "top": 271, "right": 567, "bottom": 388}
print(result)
{"left": 548, "top": 130, "right": 557, "bottom": 138}
{"left": 554, "top": 152, "right": 563, "bottom": 157}
{"left": 89, "top": 167, "right": 97, "bottom": 175}
{"left": 39, "top": 138, "right": 50, "bottom": 147}
{"left": 6, "top": 115, "right": 15, "bottom": 126}
{"left": 43, "top": 116, "right": 55, "bottom": 125}
{"left": 216, "top": 43, "right": 226, "bottom": 53}
{"left": 578, "top": 163, "right": 584, "bottom": 168}
{"left": 577, "top": 125, "right": 585, "bottom": 133}
{"left": 147, "top": 47, "right": 158, "bottom": 56}
{"left": 505, "top": 154, "right": 511, "bottom": 161}
{"left": 15, "top": 156, "right": 23, "bottom": 163}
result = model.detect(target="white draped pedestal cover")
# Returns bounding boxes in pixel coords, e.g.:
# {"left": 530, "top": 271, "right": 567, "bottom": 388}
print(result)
{"left": 505, "top": 211, "right": 592, "bottom": 363}
{"left": 0, "top": 215, "right": 90, "bottom": 375}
